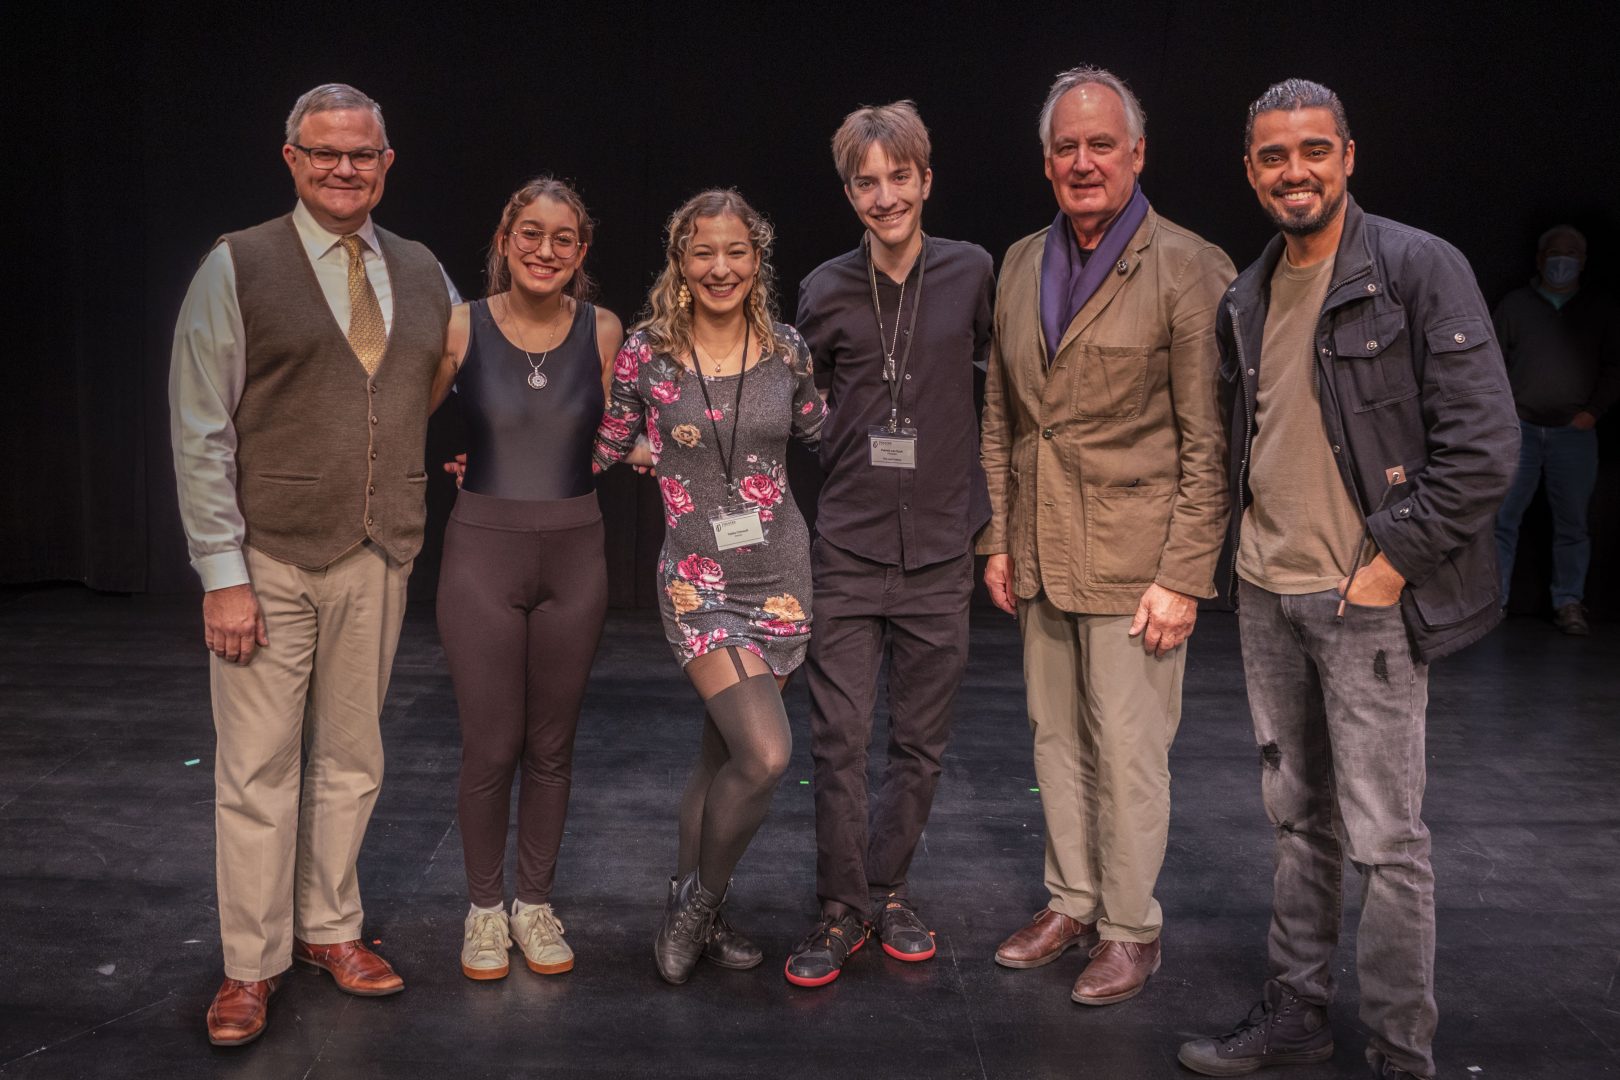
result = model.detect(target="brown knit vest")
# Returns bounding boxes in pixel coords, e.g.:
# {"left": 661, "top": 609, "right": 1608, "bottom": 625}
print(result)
{"left": 223, "top": 214, "right": 449, "bottom": 569}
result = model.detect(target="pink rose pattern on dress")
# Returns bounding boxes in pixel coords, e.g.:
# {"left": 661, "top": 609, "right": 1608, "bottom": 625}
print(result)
{"left": 738, "top": 473, "right": 782, "bottom": 509}
{"left": 660, "top": 475, "right": 695, "bottom": 527}
{"left": 682, "top": 625, "right": 730, "bottom": 658}
{"left": 676, "top": 554, "right": 726, "bottom": 588}
{"left": 649, "top": 380, "right": 680, "bottom": 404}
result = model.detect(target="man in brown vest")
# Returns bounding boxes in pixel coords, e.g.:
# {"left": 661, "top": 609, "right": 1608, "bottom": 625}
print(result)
{"left": 169, "top": 83, "right": 453, "bottom": 1046}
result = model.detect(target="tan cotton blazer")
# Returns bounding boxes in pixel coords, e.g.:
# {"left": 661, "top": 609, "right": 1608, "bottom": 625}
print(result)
{"left": 977, "top": 209, "right": 1235, "bottom": 615}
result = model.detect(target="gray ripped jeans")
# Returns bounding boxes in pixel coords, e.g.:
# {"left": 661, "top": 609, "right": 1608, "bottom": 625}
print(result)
{"left": 1237, "top": 581, "right": 1436, "bottom": 1079}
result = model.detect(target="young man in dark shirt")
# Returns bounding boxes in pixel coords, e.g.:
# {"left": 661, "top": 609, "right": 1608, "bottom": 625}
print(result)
{"left": 786, "top": 101, "right": 995, "bottom": 987}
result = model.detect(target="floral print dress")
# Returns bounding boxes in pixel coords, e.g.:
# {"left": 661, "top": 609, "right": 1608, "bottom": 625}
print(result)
{"left": 593, "top": 323, "right": 827, "bottom": 674}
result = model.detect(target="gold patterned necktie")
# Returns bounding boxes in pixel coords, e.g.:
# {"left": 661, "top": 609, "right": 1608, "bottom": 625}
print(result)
{"left": 339, "top": 234, "right": 387, "bottom": 375}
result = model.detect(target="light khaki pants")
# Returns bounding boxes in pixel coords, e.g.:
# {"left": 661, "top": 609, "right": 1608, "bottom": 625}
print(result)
{"left": 212, "top": 543, "right": 410, "bottom": 980}
{"left": 1018, "top": 595, "right": 1184, "bottom": 944}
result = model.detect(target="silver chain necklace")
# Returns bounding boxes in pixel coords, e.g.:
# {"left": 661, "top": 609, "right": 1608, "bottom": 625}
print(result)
{"left": 869, "top": 274, "right": 908, "bottom": 381}
{"left": 499, "top": 296, "right": 568, "bottom": 390}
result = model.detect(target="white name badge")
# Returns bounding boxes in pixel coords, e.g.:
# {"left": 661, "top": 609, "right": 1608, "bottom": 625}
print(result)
{"left": 868, "top": 426, "right": 918, "bottom": 469}
{"left": 710, "top": 504, "right": 766, "bottom": 551}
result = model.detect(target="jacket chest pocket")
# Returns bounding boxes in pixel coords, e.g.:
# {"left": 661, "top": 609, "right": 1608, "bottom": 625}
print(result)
{"left": 1331, "top": 309, "right": 1417, "bottom": 411}
{"left": 1070, "top": 344, "right": 1150, "bottom": 421}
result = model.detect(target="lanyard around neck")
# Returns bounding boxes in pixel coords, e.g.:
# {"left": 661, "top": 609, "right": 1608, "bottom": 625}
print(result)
{"left": 692, "top": 319, "right": 752, "bottom": 487}
{"left": 866, "top": 233, "right": 926, "bottom": 429}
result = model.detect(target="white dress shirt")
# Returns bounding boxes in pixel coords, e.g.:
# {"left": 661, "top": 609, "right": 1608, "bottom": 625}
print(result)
{"left": 170, "top": 201, "right": 460, "bottom": 590}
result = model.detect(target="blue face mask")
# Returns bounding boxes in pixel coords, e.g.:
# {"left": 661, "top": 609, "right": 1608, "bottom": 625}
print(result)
{"left": 1543, "top": 255, "right": 1582, "bottom": 288}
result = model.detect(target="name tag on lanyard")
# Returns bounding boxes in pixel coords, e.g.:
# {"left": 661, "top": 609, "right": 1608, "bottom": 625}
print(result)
{"left": 710, "top": 502, "right": 766, "bottom": 551}
{"left": 868, "top": 425, "right": 918, "bottom": 469}
{"left": 866, "top": 235, "right": 926, "bottom": 472}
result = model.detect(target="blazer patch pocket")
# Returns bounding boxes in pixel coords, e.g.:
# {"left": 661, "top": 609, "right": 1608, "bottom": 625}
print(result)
{"left": 1332, "top": 309, "right": 1416, "bottom": 411}
{"left": 1072, "top": 345, "right": 1150, "bottom": 421}
{"left": 1083, "top": 483, "right": 1173, "bottom": 584}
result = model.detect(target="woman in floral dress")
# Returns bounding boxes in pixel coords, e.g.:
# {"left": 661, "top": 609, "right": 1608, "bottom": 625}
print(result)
{"left": 593, "top": 189, "right": 826, "bottom": 985}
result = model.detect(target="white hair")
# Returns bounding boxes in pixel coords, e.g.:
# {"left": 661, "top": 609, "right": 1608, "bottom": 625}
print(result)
{"left": 1038, "top": 65, "right": 1145, "bottom": 152}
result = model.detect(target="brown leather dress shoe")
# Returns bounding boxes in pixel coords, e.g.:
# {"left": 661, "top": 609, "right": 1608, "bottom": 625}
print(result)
{"left": 994, "top": 908, "right": 1098, "bottom": 969}
{"left": 206, "top": 975, "right": 280, "bottom": 1046}
{"left": 293, "top": 938, "right": 405, "bottom": 996}
{"left": 1070, "top": 938, "right": 1161, "bottom": 1005}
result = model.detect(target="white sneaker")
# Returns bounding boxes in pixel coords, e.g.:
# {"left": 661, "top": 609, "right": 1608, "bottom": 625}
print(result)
{"left": 461, "top": 908, "right": 512, "bottom": 980}
{"left": 511, "top": 902, "right": 574, "bottom": 974}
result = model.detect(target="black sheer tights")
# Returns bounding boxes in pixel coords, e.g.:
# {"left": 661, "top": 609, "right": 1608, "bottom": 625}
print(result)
{"left": 676, "top": 647, "right": 791, "bottom": 891}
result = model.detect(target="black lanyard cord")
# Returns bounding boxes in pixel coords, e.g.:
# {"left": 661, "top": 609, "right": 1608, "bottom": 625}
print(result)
{"left": 692, "top": 319, "right": 752, "bottom": 487}
{"left": 866, "top": 233, "right": 927, "bottom": 428}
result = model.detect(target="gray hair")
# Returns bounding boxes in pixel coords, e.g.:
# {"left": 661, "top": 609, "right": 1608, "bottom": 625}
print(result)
{"left": 1538, "top": 224, "right": 1586, "bottom": 253}
{"left": 1038, "top": 65, "right": 1145, "bottom": 152}
{"left": 1244, "top": 78, "right": 1350, "bottom": 152}
{"left": 284, "top": 83, "right": 389, "bottom": 147}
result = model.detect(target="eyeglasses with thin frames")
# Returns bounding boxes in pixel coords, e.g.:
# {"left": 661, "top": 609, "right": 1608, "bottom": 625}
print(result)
{"left": 508, "top": 227, "right": 580, "bottom": 258}
{"left": 292, "top": 144, "right": 386, "bottom": 171}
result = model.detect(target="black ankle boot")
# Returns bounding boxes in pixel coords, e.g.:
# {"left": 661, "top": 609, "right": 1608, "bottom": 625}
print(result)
{"left": 654, "top": 870, "right": 723, "bottom": 985}
{"left": 705, "top": 904, "right": 763, "bottom": 970}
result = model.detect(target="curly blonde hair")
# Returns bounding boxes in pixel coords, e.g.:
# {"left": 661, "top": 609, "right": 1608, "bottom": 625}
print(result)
{"left": 638, "top": 189, "right": 779, "bottom": 365}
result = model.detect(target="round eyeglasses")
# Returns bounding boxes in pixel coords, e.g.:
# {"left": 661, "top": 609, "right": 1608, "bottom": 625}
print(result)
{"left": 509, "top": 227, "right": 580, "bottom": 258}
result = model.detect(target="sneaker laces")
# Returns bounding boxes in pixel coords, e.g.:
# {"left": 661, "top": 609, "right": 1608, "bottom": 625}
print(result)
{"left": 466, "top": 911, "right": 508, "bottom": 958}
{"left": 516, "top": 903, "right": 565, "bottom": 948}
{"left": 1215, "top": 998, "right": 1274, "bottom": 1050}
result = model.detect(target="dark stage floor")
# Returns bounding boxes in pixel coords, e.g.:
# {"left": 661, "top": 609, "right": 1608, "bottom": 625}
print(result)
{"left": 0, "top": 588, "right": 1615, "bottom": 1079}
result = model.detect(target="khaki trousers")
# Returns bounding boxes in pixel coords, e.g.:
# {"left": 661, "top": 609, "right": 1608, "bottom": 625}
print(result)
{"left": 1018, "top": 594, "right": 1184, "bottom": 943}
{"left": 211, "top": 542, "right": 410, "bottom": 980}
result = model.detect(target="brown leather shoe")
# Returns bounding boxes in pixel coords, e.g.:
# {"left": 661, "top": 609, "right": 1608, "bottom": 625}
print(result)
{"left": 293, "top": 938, "right": 405, "bottom": 996}
{"left": 206, "top": 976, "right": 280, "bottom": 1046}
{"left": 994, "top": 908, "right": 1097, "bottom": 969}
{"left": 1070, "top": 938, "right": 1161, "bottom": 1005}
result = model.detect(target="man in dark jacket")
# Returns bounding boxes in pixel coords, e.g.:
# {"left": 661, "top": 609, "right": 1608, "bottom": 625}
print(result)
{"left": 1177, "top": 80, "right": 1517, "bottom": 1080}
{"left": 1492, "top": 225, "right": 1620, "bottom": 634}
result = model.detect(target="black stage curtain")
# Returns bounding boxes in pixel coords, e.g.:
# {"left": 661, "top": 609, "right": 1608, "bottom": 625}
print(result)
{"left": 7, "top": 1, "right": 1619, "bottom": 610}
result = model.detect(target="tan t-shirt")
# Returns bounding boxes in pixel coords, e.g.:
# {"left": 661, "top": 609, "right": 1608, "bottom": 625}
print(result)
{"left": 1237, "top": 255, "right": 1370, "bottom": 593}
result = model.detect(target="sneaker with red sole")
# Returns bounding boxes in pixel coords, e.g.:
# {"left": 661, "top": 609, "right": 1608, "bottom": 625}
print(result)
{"left": 874, "top": 894, "right": 936, "bottom": 961}
{"left": 784, "top": 912, "right": 868, "bottom": 987}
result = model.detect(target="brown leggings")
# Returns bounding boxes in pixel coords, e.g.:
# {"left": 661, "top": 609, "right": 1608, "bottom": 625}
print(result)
{"left": 437, "top": 490, "right": 607, "bottom": 907}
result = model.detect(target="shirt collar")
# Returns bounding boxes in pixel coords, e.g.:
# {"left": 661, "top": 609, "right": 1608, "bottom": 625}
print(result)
{"left": 292, "top": 200, "right": 379, "bottom": 262}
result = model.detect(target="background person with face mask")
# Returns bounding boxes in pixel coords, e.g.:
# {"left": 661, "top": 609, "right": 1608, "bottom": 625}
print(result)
{"left": 1492, "top": 225, "right": 1620, "bottom": 634}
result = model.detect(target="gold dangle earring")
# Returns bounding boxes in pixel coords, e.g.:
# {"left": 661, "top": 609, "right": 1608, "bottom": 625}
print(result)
{"left": 676, "top": 282, "right": 692, "bottom": 309}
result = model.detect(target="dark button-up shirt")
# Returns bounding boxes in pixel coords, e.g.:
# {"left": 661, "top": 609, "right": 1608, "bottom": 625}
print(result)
{"left": 797, "top": 235, "right": 995, "bottom": 569}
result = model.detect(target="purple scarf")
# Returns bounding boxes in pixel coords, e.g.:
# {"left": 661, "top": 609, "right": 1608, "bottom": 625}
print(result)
{"left": 1040, "top": 185, "right": 1150, "bottom": 362}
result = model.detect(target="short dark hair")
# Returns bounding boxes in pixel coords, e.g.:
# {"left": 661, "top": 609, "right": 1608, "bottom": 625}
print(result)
{"left": 1244, "top": 78, "right": 1350, "bottom": 152}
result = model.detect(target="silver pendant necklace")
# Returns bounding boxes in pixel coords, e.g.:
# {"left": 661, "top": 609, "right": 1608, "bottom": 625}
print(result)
{"left": 525, "top": 355, "right": 549, "bottom": 390}
{"left": 500, "top": 296, "right": 567, "bottom": 390}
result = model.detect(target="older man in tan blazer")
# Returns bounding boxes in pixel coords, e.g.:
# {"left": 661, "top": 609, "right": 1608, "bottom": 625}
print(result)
{"left": 980, "top": 65, "right": 1233, "bottom": 1006}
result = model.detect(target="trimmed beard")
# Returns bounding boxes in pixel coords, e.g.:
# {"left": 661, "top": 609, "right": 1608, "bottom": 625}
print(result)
{"left": 1268, "top": 187, "right": 1346, "bottom": 237}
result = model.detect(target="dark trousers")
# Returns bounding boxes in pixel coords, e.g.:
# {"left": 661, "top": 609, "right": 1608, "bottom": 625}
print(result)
{"left": 1238, "top": 581, "right": 1436, "bottom": 1078}
{"left": 805, "top": 538, "right": 973, "bottom": 917}
{"left": 1495, "top": 419, "right": 1598, "bottom": 608}
{"left": 437, "top": 490, "right": 607, "bottom": 908}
